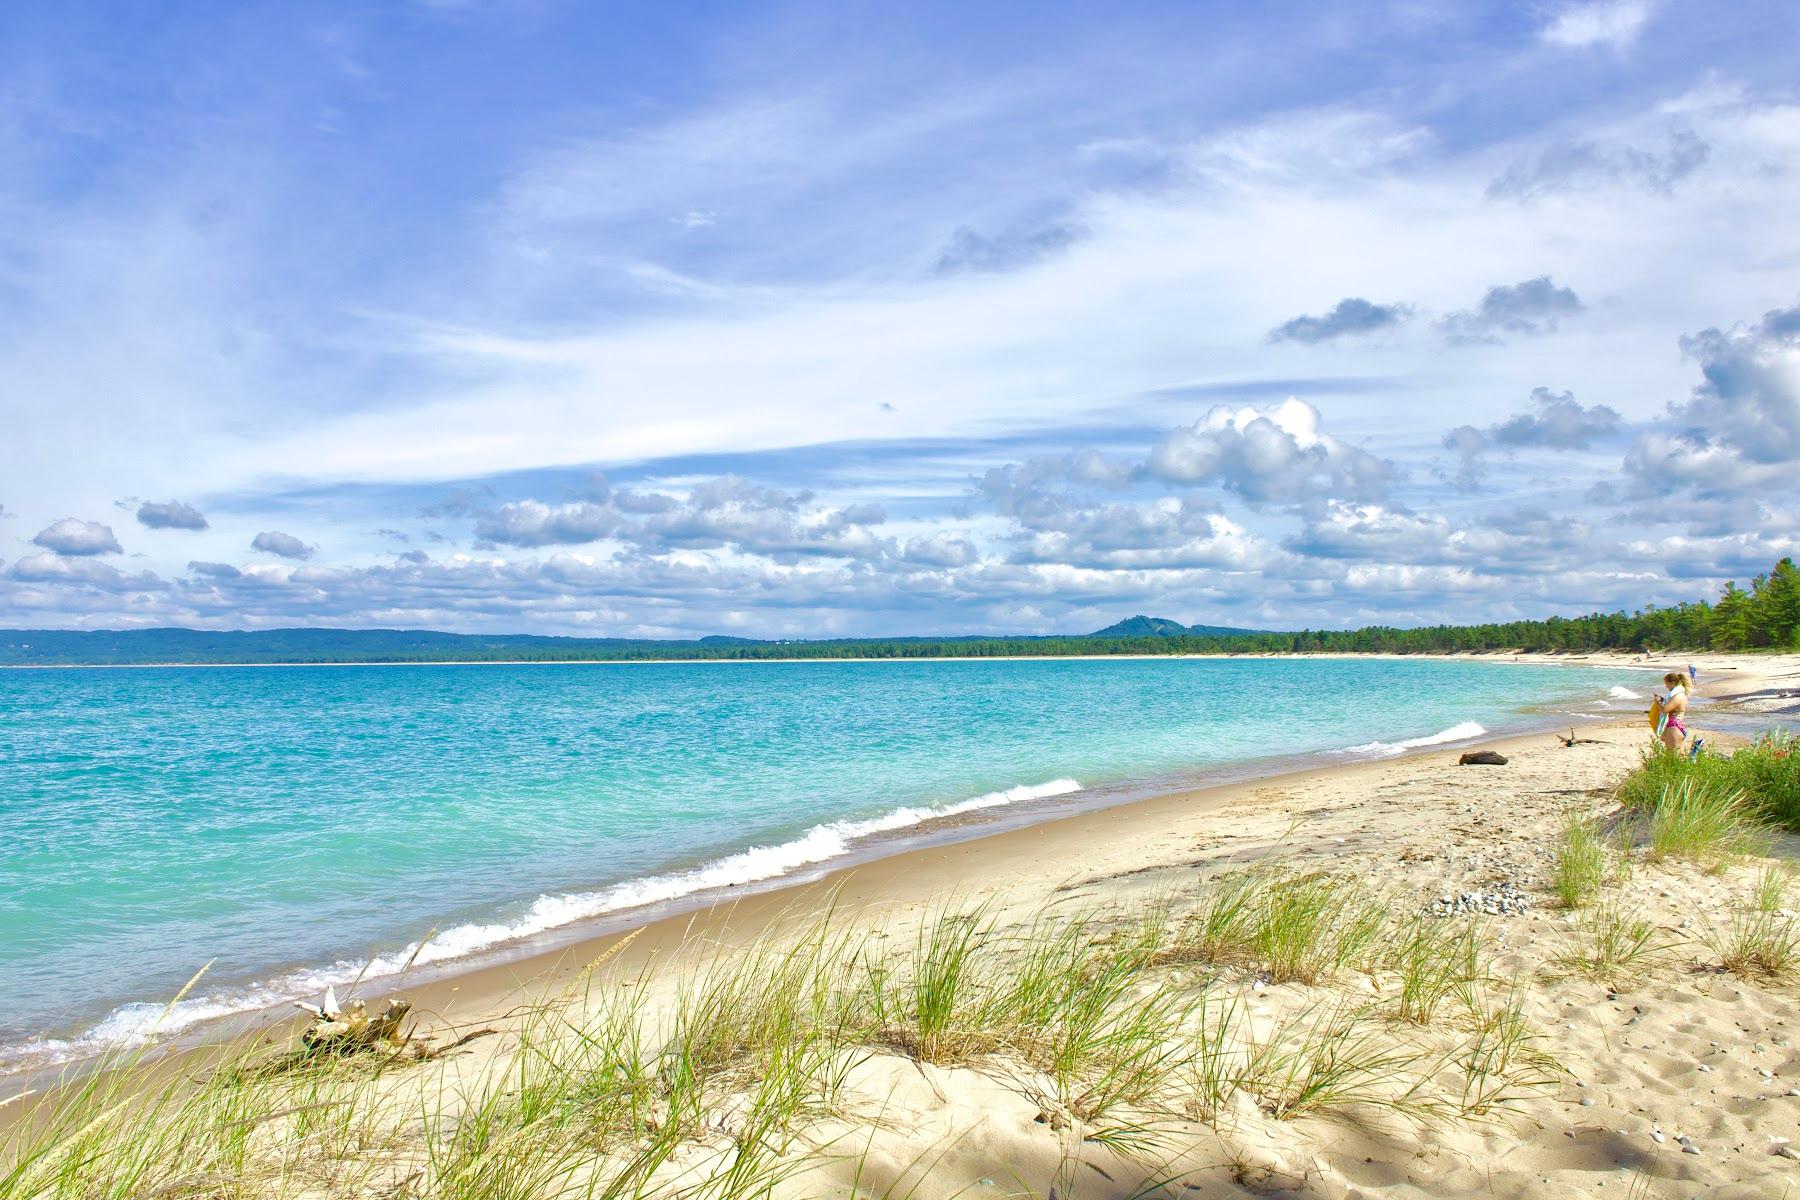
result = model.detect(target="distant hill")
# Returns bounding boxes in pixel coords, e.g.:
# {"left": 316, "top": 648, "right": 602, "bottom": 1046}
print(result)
{"left": 1088, "top": 615, "right": 1263, "bottom": 638}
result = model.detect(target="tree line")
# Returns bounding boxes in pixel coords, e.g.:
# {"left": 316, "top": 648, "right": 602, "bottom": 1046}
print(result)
{"left": 2, "top": 557, "right": 1795, "bottom": 665}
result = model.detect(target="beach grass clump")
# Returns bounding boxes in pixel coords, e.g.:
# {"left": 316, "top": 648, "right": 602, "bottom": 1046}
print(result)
{"left": 1752, "top": 862, "right": 1793, "bottom": 914}
{"left": 1720, "top": 730, "right": 1800, "bottom": 829}
{"left": 1453, "top": 989, "right": 1563, "bottom": 1119}
{"left": 1170, "top": 868, "right": 1389, "bottom": 985}
{"left": 1645, "top": 778, "right": 1768, "bottom": 870}
{"left": 1236, "top": 1002, "right": 1432, "bottom": 1122}
{"left": 1710, "top": 910, "right": 1800, "bottom": 980}
{"left": 867, "top": 906, "right": 996, "bottom": 1063}
{"left": 1619, "top": 731, "right": 1800, "bottom": 830}
{"left": 1550, "top": 904, "right": 1669, "bottom": 985}
{"left": 1550, "top": 812, "right": 1609, "bottom": 909}
{"left": 1387, "top": 917, "right": 1487, "bottom": 1025}
{"left": 1616, "top": 742, "right": 1702, "bottom": 810}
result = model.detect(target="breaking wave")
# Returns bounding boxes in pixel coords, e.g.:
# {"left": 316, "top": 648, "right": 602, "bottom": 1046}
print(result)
{"left": 1, "top": 777, "right": 1083, "bottom": 1072}
{"left": 1338, "top": 720, "right": 1488, "bottom": 759}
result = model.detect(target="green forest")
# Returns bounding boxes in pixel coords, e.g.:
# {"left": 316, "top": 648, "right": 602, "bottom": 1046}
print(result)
{"left": 2, "top": 557, "right": 1796, "bottom": 666}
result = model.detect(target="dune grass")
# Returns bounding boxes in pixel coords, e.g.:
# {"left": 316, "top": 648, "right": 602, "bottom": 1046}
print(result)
{"left": 1387, "top": 917, "right": 1487, "bottom": 1026}
{"left": 1644, "top": 778, "right": 1767, "bottom": 870}
{"left": 1710, "top": 910, "right": 1800, "bottom": 981}
{"left": 1752, "top": 863, "right": 1793, "bottom": 914}
{"left": 1619, "top": 733, "right": 1800, "bottom": 830}
{"left": 1550, "top": 813, "right": 1609, "bottom": 909}
{"left": 1550, "top": 903, "right": 1670, "bottom": 985}
{"left": 1165, "top": 867, "right": 1388, "bottom": 985}
{"left": 0, "top": 869, "right": 1575, "bottom": 1200}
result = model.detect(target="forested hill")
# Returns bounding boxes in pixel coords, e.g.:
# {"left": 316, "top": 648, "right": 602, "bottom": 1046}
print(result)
{"left": 2, "top": 557, "right": 1796, "bottom": 666}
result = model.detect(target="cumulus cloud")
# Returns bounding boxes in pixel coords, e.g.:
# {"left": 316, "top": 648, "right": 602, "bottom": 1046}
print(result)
{"left": 1284, "top": 502, "right": 1454, "bottom": 562}
{"left": 475, "top": 500, "right": 621, "bottom": 548}
{"left": 637, "top": 479, "right": 891, "bottom": 560}
{"left": 32, "top": 518, "right": 123, "bottom": 556}
{"left": 251, "top": 530, "right": 316, "bottom": 560}
{"left": 1492, "top": 387, "right": 1623, "bottom": 450}
{"left": 1487, "top": 131, "right": 1708, "bottom": 201}
{"left": 1146, "top": 399, "right": 1394, "bottom": 504}
{"left": 9, "top": 552, "right": 154, "bottom": 590}
{"left": 186, "top": 561, "right": 242, "bottom": 579}
{"left": 1284, "top": 502, "right": 1592, "bottom": 574}
{"left": 933, "top": 221, "right": 1085, "bottom": 275}
{"left": 1624, "top": 300, "right": 1800, "bottom": 496}
{"left": 902, "top": 532, "right": 979, "bottom": 567}
{"left": 1440, "top": 425, "right": 1490, "bottom": 491}
{"left": 1441, "top": 277, "right": 1585, "bottom": 343}
{"left": 1268, "top": 298, "right": 1410, "bottom": 344}
{"left": 136, "top": 499, "right": 210, "bottom": 530}
{"left": 1010, "top": 499, "right": 1272, "bottom": 571}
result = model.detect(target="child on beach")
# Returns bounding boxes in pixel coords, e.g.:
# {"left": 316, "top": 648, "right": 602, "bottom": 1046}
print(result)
{"left": 1658, "top": 671, "right": 1690, "bottom": 751}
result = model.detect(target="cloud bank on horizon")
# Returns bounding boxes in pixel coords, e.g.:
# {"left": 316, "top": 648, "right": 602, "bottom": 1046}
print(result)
{"left": 1, "top": 0, "right": 1797, "bottom": 638}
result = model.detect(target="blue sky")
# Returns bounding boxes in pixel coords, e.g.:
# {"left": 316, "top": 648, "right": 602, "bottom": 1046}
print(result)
{"left": 2, "top": 0, "right": 1797, "bottom": 637}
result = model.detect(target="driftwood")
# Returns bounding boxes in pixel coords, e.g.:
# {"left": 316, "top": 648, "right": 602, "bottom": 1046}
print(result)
{"left": 1558, "top": 728, "right": 1604, "bottom": 747}
{"left": 252, "top": 987, "right": 495, "bottom": 1072}
{"left": 1458, "top": 750, "right": 1508, "bottom": 766}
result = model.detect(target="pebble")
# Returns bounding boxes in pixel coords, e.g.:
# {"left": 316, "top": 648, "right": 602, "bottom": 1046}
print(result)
{"left": 1426, "top": 879, "right": 1532, "bottom": 918}
{"left": 1683, "top": 1145, "right": 1701, "bottom": 1155}
{"left": 1651, "top": 1131, "right": 1666, "bottom": 1143}
{"left": 1780, "top": 1147, "right": 1800, "bottom": 1162}
{"left": 1580, "top": 1098, "right": 1596, "bottom": 1107}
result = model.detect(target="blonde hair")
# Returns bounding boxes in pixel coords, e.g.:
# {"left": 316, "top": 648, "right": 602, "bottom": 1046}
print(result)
{"left": 1662, "top": 672, "right": 1686, "bottom": 689}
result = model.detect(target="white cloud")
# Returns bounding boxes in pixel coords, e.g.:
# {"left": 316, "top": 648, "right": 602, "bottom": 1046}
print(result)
{"left": 31, "top": 519, "right": 123, "bottom": 556}
{"left": 251, "top": 530, "right": 316, "bottom": 560}
{"left": 1539, "top": 1, "right": 1654, "bottom": 50}
{"left": 1146, "top": 399, "right": 1394, "bottom": 504}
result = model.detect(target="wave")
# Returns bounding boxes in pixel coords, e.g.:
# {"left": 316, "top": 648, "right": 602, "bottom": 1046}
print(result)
{"left": 0, "top": 778, "right": 1082, "bottom": 1071}
{"left": 1609, "top": 686, "right": 1642, "bottom": 700}
{"left": 1338, "top": 720, "right": 1487, "bottom": 759}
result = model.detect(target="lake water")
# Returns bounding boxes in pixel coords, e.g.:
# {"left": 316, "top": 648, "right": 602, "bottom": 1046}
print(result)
{"left": 0, "top": 656, "right": 1649, "bottom": 1068}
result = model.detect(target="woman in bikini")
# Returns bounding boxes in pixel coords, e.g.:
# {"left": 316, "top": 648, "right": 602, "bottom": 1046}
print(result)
{"left": 1658, "top": 671, "right": 1690, "bottom": 751}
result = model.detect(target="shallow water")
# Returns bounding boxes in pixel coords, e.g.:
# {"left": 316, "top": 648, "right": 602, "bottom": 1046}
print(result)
{"left": 0, "top": 656, "right": 1645, "bottom": 1065}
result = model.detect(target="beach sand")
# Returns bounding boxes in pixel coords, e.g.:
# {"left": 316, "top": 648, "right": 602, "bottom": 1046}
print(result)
{"left": 9, "top": 650, "right": 1800, "bottom": 1197}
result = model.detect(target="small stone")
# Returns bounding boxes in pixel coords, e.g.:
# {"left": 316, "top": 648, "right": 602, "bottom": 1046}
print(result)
{"left": 1650, "top": 1131, "right": 1666, "bottom": 1143}
{"left": 1780, "top": 1146, "right": 1800, "bottom": 1161}
{"left": 1580, "top": 1098, "right": 1596, "bottom": 1107}
{"left": 1682, "top": 1145, "right": 1701, "bottom": 1155}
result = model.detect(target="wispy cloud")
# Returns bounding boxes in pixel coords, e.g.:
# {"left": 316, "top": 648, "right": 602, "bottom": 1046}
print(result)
{"left": 1539, "top": 0, "right": 1655, "bottom": 50}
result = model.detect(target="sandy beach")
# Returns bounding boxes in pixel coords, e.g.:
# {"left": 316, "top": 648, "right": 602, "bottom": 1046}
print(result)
{"left": 9, "top": 651, "right": 1800, "bottom": 1198}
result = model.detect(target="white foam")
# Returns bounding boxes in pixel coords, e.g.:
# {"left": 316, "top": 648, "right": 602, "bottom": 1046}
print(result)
{"left": 1609, "top": 686, "right": 1642, "bottom": 700}
{"left": 1338, "top": 720, "right": 1487, "bottom": 759}
{"left": 3, "top": 778, "right": 1082, "bottom": 1071}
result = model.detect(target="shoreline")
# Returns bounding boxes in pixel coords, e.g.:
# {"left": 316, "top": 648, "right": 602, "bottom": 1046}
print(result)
{"left": 9, "top": 652, "right": 1793, "bottom": 1088}
{"left": 0, "top": 647, "right": 1746, "bottom": 670}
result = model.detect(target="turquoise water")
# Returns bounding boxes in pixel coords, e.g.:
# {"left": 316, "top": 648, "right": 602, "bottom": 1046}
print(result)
{"left": 0, "top": 657, "right": 1645, "bottom": 1066}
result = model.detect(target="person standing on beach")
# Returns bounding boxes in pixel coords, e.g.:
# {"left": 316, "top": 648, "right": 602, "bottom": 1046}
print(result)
{"left": 1658, "top": 671, "right": 1690, "bottom": 751}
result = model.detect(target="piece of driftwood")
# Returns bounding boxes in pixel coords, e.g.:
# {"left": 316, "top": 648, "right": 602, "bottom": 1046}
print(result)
{"left": 1458, "top": 750, "right": 1508, "bottom": 766}
{"left": 1558, "top": 728, "right": 1603, "bottom": 747}
{"left": 273, "top": 987, "right": 494, "bottom": 1069}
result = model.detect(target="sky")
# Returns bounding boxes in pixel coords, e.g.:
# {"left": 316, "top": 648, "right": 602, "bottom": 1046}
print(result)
{"left": 1, "top": 0, "right": 1797, "bottom": 639}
